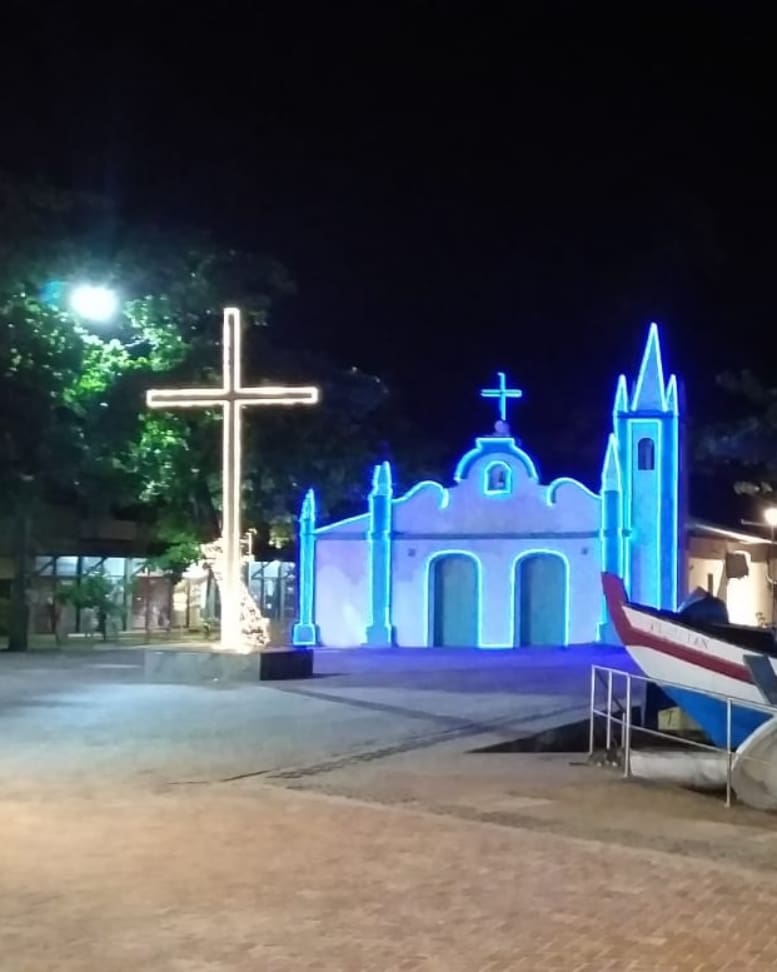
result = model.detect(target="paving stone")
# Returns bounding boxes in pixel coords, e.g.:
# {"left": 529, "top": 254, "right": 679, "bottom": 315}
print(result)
{"left": 3, "top": 785, "right": 777, "bottom": 970}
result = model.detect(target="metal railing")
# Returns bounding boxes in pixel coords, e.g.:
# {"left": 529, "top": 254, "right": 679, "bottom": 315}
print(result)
{"left": 589, "top": 664, "right": 777, "bottom": 807}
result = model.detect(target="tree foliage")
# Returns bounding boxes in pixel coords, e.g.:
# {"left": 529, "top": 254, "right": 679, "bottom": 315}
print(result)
{"left": 56, "top": 570, "right": 124, "bottom": 641}
{"left": 1, "top": 172, "right": 439, "bottom": 645}
{"left": 696, "top": 370, "right": 777, "bottom": 498}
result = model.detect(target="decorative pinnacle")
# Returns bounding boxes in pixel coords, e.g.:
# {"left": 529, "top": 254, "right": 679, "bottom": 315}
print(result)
{"left": 372, "top": 460, "right": 393, "bottom": 495}
{"left": 300, "top": 488, "right": 316, "bottom": 522}
{"left": 631, "top": 322, "right": 667, "bottom": 411}
{"left": 601, "top": 434, "right": 623, "bottom": 493}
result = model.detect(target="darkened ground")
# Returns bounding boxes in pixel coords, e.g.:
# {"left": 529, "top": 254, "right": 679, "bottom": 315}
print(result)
{"left": 3, "top": 646, "right": 777, "bottom": 970}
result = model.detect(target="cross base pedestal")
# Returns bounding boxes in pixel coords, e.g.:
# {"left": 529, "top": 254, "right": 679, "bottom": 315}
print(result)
{"left": 144, "top": 646, "right": 314, "bottom": 683}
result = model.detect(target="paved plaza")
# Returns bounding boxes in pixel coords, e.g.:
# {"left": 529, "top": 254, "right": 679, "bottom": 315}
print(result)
{"left": 3, "top": 645, "right": 777, "bottom": 970}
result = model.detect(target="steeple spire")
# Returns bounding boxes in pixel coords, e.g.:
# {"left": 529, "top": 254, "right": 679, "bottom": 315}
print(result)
{"left": 372, "top": 460, "right": 393, "bottom": 494}
{"left": 613, "top": 374, "right": 629, "bottom": 416}
{"left": 601, "top": 434, "right": 622, "bottom": 493}
{"left": 301, "top": 488, "right": 316, "bottom": 521}
{"left": 665, "top": 374, "right": 679, "bottom": 416}
{"left": 630, "top": 322, "right": 667, "bottom": 411}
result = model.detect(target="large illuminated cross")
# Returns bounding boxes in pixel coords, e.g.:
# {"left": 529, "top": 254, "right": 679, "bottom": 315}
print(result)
{"left": 480, "top": 371, "right": 522, "bottom": 424}
{"left": 146, "top": 307, "right": 319, "bottom": 652}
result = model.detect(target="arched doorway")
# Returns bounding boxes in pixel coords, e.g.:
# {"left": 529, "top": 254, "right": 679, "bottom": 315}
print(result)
{"left": 514, "top": 553, "right": 567, "bottom": 646}
{"left": 428, "top": 553, "right": 479, "bottom": 646}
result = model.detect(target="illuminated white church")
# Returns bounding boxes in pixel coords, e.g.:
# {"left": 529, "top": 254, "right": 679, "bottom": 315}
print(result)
{"left": 292, "top": 325, "right": 683, "bottom": 648}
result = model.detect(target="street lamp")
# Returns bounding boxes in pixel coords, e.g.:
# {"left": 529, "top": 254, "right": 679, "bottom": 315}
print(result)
{"left": 68, "top": 284, "right": 120, "bottom": 323}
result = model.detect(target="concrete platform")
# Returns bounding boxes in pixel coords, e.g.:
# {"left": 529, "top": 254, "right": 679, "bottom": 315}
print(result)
{"left": 144, "top": 647, "right": 314, "bottom": 683}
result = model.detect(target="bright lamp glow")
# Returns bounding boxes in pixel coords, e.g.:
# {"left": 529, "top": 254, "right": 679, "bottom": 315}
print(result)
{"left": 68, "top": 284, "right": 119, "bottom": 323}
{"left": 764, "top": 507, "right": 777, "bottom": 529}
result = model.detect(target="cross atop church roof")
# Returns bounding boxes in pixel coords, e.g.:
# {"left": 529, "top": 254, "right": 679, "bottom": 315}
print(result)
{"left": 480, "top": 371, "right": 523, "bottom": 426}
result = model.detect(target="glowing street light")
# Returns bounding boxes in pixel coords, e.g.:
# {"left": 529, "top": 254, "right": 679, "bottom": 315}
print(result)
{"left": 68, "top": 284, "right": 120, "bottom": 323}
{"left": 764, "top": 507, "right": 777, "bottom": 530}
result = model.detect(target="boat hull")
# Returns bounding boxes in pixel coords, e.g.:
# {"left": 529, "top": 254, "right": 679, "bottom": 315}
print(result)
{"left": 603, "top": 574, "right": 773, "bottom": 748}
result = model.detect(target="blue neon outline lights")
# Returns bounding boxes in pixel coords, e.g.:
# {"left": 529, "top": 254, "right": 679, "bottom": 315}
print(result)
{"left": 613, "top": 322, "right": 680, "bottom": 611}
{"left": 627, "top": 416, "right": 663, "bottom": 606}
{"left": 600, "top": 434, "right": 624, "bottom": 582}
{"left": 636, "top": 436, "right": 656, "bottom": 470}
{"left": 314, "top": 511, "right": 369, "bottom": 536}
{"left": 613, "top": 374, "right": 629, "bottom": 419}
{"left": 665, "top": 374, "right": 679, "bottom": 416}
{"left": 302, "top": 323, "right": 682, "bottom": 647}
{"left": 365, "top": 461, "right": 395, "bottom": 646}
{"left": 666, "top": 399, "right": 680, "bottom": 609}
{"left": 394, "top": 479, "right": 451, "bottom": 510}
{"left": 483, "top": 460, "right": 513, "bottom": 496}
{"left": 424, "top": 550, "right": 483, "bottom": 647}
{"left": 480, "top": 371, "right": 523, "bottom": 423}
{"left": 545, "top": 477, "right": 600, "bottom": 506}
{"left": 291, "top": 488, "right": 319, "bottom": 646}
{"left": 630, "top": 322, "right": 667, "bottom": 411}
{"left": 422, "top": 548, "right": 571, "bottom": 648}
{"left": 511, "top": 550, "right": 570, "bottom": 648}
{"left": 601, "top": 434, "right": 623, "bottom": 494}
{"left": 455, "top": 437, "right": 539, "bottom": 484}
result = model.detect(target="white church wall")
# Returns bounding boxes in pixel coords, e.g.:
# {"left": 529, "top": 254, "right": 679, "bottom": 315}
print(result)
{"left": 314, "top": 538, "right": 368, "bottom": 646}
{"left": 388, "top": 446, "right": 603, "bottom": 646}
{"left": 563, "top": 539, "right": 605, "bottom": 643}
{"left": 391, "top": 534, "right": 602, "bottom": 646}
{"left": 392, "top": 456, "right": 600, "bottom": 539}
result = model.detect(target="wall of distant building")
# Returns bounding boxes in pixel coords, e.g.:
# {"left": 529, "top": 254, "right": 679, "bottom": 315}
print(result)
{"left": 0, "top": 555, "right": 297, "bottom": 643}
{"left": 687, "top": 531, "right": 775, "bottom": 628}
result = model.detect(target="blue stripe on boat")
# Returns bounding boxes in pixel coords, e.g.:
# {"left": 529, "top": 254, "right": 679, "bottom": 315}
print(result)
{"left": 663, "top": 687, "right": 771, "bottom": 749}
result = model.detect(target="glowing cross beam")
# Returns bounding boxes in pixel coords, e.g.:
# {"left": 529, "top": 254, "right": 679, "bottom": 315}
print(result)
{"left": 146, "top": 307, "right": 319, "bottom": 652}
{"left": 480, "top": 371, "right": 522, "bottom": 423}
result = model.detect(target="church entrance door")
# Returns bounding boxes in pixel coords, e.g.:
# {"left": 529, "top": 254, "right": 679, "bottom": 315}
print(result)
{"left": 514, "top": 553, "right": 567, "bottom": 646}
{"left": 429, "top": 554, "right": 478, "bottom": 647}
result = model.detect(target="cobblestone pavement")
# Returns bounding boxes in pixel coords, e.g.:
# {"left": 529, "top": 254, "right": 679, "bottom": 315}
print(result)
{"left": 3, "top": 783, "right": 777, "bottom": 972}
{"left": 0, "top": 645, "right": 628, "bottom": 787}
{"left": 3, "top": 646, "right": 777, "bottom": 970}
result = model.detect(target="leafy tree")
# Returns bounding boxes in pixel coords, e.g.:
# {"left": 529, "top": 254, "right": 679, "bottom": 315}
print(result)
{"left": 1, "top": 173, "right": 440, "bottom": 648}
{"left": 0, "top": 174, "right": 294, "bottom": 648}
{"left": 696, "top": 370, "right": 777, "bottom": 500}
{"left": 57, "top": 570, "right": 124, "bottom": 642}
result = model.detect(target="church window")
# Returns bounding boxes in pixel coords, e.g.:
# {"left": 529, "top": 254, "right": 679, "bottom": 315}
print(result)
{"left": 637, "top": 437, "right": 655, "bottom": 471}
{"left": 484, "top": 461, "right": 512, "bottom": 495}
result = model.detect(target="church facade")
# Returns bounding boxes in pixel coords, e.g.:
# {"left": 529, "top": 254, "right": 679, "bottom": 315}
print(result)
{"left": 292, "top": 324, "right": 683, "bottom": 648}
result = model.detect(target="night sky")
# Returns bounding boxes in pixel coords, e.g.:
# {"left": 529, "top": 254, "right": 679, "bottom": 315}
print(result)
{"left": 2, "top": 4, "right": 774, "bottom": 490}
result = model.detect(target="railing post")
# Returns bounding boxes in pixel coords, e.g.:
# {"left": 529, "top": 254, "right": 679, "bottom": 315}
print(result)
{"left": 605, "top": 669, "right": 613, "bottom": 751}
{"left": 725, "top": 698, "right": 733, "bottom": 808}
{"left": 588, "top": 666, "right": 597, "bottom": 756}
{"left": 623, "top": 675, "right": 632, "bottom": 778}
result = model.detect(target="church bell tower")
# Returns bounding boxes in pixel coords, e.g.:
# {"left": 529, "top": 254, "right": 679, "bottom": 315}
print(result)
{"left": 610, "top": 323, "right": 681, "bottom": 610}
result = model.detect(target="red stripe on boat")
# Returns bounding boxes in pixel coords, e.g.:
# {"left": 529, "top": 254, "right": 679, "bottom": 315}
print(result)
{"left": 602, "top": 573, "right": 752, "bottom": 685}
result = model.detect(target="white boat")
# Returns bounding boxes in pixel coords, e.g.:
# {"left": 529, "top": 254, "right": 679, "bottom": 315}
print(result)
{"left": 602, "top": 572, "right": 777, "bottom": 748}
